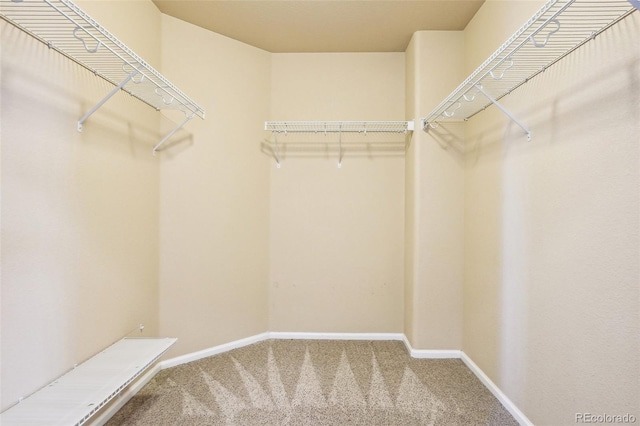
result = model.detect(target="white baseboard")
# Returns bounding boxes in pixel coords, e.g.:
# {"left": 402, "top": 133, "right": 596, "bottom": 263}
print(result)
{"left": 88, "top": 363, "right": 162, "bottom": 426}
{"left": 160, "top": 332, "right": 271, "bottom": 369}
{"left": 401, "top": 334, "right": 462, "bottom": 359}
{"left": 94, "top": 332, "right": 531, "bottom": 426}
{"left": 161, "top": 332, "right": 405, "bottom": 369}
{"left": 269, "top": 331, "right": 405, "bottom": 341}
{"left": 460, "top": 352, "right": 534, "bottom": 426}
{"left": 408, "top": 348, "right": 462, "bottom": 359}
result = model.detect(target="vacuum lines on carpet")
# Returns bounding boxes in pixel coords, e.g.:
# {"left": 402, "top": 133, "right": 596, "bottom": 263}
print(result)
{"left": 106, "top": 340, "right": 517, "bottom": 425}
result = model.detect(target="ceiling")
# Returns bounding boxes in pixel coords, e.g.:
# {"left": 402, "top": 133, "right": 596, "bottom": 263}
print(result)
{"left": 152, "top": 0, "right": 485, "bottom": 53}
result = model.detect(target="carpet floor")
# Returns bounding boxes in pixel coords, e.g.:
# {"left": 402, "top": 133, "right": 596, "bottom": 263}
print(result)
{"left": 106, "top": 340, "right": 518, "bottom": 425}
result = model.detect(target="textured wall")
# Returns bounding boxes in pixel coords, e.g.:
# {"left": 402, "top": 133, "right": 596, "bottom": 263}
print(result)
{"left": 3, "top": 2, "right": 638, "bottom": 422}
{"left": 158, "top": 15, "right": 271, "bottom": 357}
{"left": 404, "top": 32, "right": 465, "bottom": 350}
{"left": 404, "top": 38, "right": 417, "bottom": 344}
{"left": 1, "top": 0, "right": 161, "bottom": 411}
{"left": 463, "top": 2, "right": 640, "bottom": 424}
{"left": 268, "top": 53, "right": 405, "bottom": 333}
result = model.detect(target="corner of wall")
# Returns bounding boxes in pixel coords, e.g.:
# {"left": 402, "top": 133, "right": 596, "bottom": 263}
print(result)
{"left": 403, "top": 30, "right": 465, "bottom": 351}
{"left": 157, "top": 14, "right": 271, "bottom": 358}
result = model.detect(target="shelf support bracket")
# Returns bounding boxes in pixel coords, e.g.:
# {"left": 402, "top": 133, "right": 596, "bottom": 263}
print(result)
{"left": 475, "top": 84, "right": 531, "bottom": 141}
{"left": 273, "top": 132, "right": 281, "bottom": 168}
{"left": 77, "top": 69, "right": 140, "bottom": 132}
{"left": 421, "top": 118, "right": 442, "bottom": 132}
{"left": 152, "top": 112, "right": 195, "bottom": 155}
{"left": 337, "top": 124, "right": 343, "bottom": 168}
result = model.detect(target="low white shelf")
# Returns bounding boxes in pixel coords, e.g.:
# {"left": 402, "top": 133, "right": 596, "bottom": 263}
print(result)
{"left": 0, "top": 337, "right": 177, "bottom": 426}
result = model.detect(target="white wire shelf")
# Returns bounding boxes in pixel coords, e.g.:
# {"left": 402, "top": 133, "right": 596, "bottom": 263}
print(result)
{"left": 264, "top": 121, "right": 413, "bottom": 168}
{"left": 0, "top": 337, "right": 176, "bottom": 426}
{"left": 265, "top": 121, "right": 415, "bottom": 134}
{"left": 421, "top": 0, "right": 637, "bottom": 137}
{"left": 0, "top": 0, "right": 205, "bottom": 153}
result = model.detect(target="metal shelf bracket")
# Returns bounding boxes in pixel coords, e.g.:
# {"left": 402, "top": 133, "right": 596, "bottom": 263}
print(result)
{"left": 271, "top": 131, "right": 281, "bottom": 168}
{"left": 337, "top": 124, "right": 343, "bottom": 168}
{"left": 475, "top": 84, "right": 531, "bottom": 141}
{"left": 152, "top": 111, "right": 195, "bottom": 155}
{"left": 77, "top": 67, "right": 140, "bottom": 132}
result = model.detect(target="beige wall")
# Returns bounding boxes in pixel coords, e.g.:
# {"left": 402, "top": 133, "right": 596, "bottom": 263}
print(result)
{"left": 268, "top": 53, "right": 405, "bottom": 333}
{"left": 0, "top": 0, "right": 161, "bottom": 411}
{"left": 463, "top": 0, "right": 543, "bottom": 74}
{"left": 2, "top": 1, "right": 638, "bottom": 423}
{"left": 463, "top": 2, "right": 640, "bottom": 424}
{"left": 158, "top": 15, "right": 271, "bottom": 356}
{"left": 405, "top": 32, "right": 465, "bottom": 349}
{"left": 404, "top": 38, "right": 417, "bottom": 343}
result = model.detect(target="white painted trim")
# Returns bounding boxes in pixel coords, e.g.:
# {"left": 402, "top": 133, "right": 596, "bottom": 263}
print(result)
{"left": 88, "top": 363, "right": 162, "bottom": 426}
{"left": 160, "top": 332, "right": 271, "bottom": 369}
{"left": 269, "top": 331, "right": 405, "bottom": 341}
{"left": 401, "top": 334, "right": 461, "bottom": 359}
{"left": 460, "top": 352, "right": 534, "bottom": 426}
{"left": 409, "top": 349, "right": 462, "bottom": 359}
{"left": 151, "top": 332, "right": 406, "bottom": 370}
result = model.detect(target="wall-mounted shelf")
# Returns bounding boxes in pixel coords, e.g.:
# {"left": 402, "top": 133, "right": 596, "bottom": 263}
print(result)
{"left": 421, "top": 0, "right": 636, "bottom": 140}
{"left": 264, "top": 121, "right": 413, "bottom": 168}
{"left": 265, "top": 121, "right": 414, "bottom": 134}
{"left": 0, "top": 0, "right": 205, "bottom": 154}
{"left": 0, "top": 337, "right": 176, "bottom": 426}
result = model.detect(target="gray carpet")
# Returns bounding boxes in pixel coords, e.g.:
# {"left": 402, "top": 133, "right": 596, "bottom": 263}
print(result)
{"left": 106, "top": 340, "right": 518, "bottom": 425}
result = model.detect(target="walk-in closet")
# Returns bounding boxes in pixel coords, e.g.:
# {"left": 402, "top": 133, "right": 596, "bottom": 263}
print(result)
{"left": 1, "top": 0, "right": 638, "bottom": 424}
